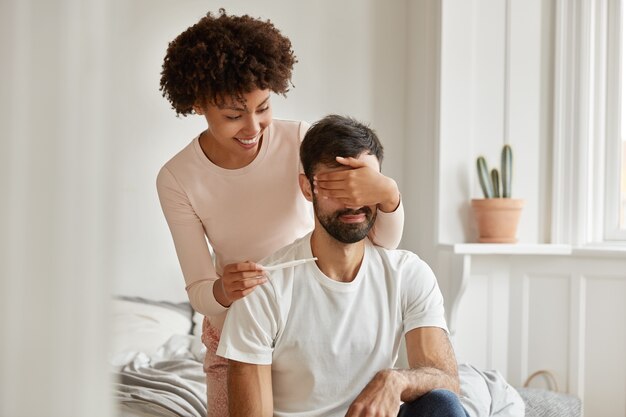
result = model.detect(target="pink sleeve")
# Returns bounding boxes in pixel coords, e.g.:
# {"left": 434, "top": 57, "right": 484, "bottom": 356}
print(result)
{"left": 156, "top": 166, "right": 228, "bottom": 317}
{"left": 368, "top": 196, "right": 404, "bottom": 249}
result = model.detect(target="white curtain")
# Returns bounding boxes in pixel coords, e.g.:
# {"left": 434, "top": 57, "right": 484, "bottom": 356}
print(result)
{"left": 0, "top": 0, "right": 113, "bottom": 415}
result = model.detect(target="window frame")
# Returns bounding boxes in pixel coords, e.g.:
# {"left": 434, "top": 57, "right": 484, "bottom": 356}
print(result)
{"left": 604, "top": 0, "right": 626, "bottom": 240}
{"left": 552, "top": 0, "right": 626, "bottom": 245}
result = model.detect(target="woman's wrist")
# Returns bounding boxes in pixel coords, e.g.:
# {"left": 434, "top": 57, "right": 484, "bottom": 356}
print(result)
{"left": 213, "top": 278, "right": 232, "bottom": 308}
{"left": 377, "top": 178, "right": 400, "bottom": 213}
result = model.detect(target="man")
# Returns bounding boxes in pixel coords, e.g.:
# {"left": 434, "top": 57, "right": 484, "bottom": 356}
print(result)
{"left": 217, "top": 115, "right": 468, "bottom": 417}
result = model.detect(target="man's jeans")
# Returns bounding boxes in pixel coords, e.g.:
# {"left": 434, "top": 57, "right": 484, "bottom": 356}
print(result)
{"left": 398, "top": 389, "right": 469, "bottom": 417}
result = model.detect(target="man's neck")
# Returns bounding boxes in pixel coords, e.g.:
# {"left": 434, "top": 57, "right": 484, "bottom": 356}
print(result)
{"left": 310, "top": 229, "right": 365, "bottom": 283}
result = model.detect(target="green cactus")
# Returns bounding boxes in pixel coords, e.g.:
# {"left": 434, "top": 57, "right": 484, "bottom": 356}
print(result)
{"left": 476, "top": 156, "right": 494, "bottom": 198}
{"left": 501, "top": 144, "right": 513, "bottom": 198}
{"left": 491, "top": 168, "right": 500, "bottom": 198}
{"left": 476, "top": 145, "right": 513, "bottom": 198}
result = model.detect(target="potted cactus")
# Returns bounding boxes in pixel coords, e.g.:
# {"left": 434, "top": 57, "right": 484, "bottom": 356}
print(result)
{"left": 471, "top": 144, "right": 524, "bottom": 243}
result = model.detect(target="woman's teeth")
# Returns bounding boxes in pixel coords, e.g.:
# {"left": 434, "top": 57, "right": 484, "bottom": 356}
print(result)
{"left": 237, "top": 137, "right": 258, "bottom": 145}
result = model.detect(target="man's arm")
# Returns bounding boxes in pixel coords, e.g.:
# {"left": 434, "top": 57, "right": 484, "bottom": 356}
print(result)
{"left": 228, "top": 360, "right": 273, "bottom": 417}
{"left": 345, "top": 327, "right": 459, "bottom": 417}
{"left": 401, "top": 326, "right": 460, "bottom": 397}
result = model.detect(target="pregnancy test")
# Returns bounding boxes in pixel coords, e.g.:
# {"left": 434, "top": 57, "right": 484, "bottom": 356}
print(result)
{"left": 262, "top": 257, "right": 318, "bottom": 271}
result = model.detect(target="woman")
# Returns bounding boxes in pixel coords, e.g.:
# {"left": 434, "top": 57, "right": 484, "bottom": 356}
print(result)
{"left": 157, "top": 9, "right": 404, "bottom": 417}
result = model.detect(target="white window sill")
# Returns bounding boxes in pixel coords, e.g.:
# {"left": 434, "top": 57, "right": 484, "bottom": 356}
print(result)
{"left": 440, "top": 243, "right": 626, "bottom": 258}
{"left": 572, "top": 245, "right": 626, "bottom": 258}
{"left": 440, "top": 243, "right": 572, "bottom": 256}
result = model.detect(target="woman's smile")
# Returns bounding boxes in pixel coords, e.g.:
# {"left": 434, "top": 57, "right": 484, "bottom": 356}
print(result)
{"left": 235, "top": 133, "right": 262, "bottom": 148}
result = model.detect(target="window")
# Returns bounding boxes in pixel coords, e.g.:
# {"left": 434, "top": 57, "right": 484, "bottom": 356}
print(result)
{"left": 621, "top": 3, "right": 626, "bottom": 229}
{"left": 552, "top": 0, "right": 626, "bottom": 245}
{"left": 622, "top": 135, "right": 625, "bottom": 228}
{"left": 604, "top": 0, "right": 626, "bottom": 240}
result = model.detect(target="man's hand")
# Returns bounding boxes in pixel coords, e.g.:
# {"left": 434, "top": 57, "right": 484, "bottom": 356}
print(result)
{"left": 214, "top": 262, "right": 267, "bottom": 307}
{"left": 313, "top": 156, "right": 400, "bottom": 213}
{"left": 346, "top": 328, "right": 460, "bottom": 416}
{"left": 345, "top": 370, "right": 404, "bottom": 417}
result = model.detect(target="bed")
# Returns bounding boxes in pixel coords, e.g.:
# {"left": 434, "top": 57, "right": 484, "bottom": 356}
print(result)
{"left": 110, "top": 297, "right": 580, "bottom": 417}
{"left": 110, "top": 297, "right": 206, "bottom": 417}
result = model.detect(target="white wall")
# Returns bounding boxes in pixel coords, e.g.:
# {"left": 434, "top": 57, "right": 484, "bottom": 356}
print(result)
{"left": 402, "top": 0, "right": 441, "bottom": 267}
{"left": 109, "top": 0, "right": 408, "bottom": 301}
{"left": 1, "top": 1, "right": 113, "bottom": 416}
{"left": 437, "top": 0, "right": 552, "bottom": 245}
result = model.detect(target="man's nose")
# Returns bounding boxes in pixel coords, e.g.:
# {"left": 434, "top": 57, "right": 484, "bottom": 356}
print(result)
{"left": 344, "top": 204, "right": 363, "bottom": 211}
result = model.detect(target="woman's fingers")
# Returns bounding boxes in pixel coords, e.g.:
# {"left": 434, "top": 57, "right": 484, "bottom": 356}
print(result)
{"left": 237, "top": 275, "right": 268, "bottom": 290}
{"left": 221, "top": 261, "right": 268, "bottom": 301}
{"left": 314, "top": 168, "right": 356, "bottom": 185}
{"left": 314, "top": 165, "right": 398, "bottom": 210}
{"left": 335, "top": 156, "right": 367, "bottom": 168}
{"left": 231, "top": 277, "right": 267, "bottom": 301}
{"left": 228, "top": 276, "right": 267, "bottom": 300}
{"left": 314, "top": 173, "right": 371, "bottom": 205}
{"left": 225, "top": 261, "right": 263, "bottom": 273}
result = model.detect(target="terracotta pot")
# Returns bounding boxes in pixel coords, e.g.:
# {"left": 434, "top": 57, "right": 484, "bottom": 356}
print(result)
{"left": 471, "top": 198, "right": 524, "bottom": 243}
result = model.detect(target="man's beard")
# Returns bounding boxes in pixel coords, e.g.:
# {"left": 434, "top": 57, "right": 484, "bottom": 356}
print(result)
{"left": 314, "top": 200, "right": 377, "bottom": 244}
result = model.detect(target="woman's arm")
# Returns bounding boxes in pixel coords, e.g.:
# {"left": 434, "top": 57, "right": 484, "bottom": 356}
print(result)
{"left": 157, "top": 166, "right": 228, "bottom": 316}
{"left": 367, "top": 197, "right": 404, "bottom": 249}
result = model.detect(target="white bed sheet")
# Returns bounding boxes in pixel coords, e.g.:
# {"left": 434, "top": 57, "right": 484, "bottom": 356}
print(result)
{"left": 110, "top": 297, "right": 527, "bottom": 417}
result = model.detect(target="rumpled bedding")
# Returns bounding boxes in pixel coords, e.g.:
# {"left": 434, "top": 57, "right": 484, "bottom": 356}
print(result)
{"left": 112, "top": 335, "right": 207, "bottom": 417}
{"left": 459, "top": 363, "right": 525, "bottom": 417}
{"left": 112, "top": 337, "right": 524, "bottom": 417}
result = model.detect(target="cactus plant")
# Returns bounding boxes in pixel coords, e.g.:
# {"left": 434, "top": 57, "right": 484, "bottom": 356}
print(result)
{"left": 476, "top": 156, "right": 494, "bottom": 198}
{"left": 473, "top": 144, "right": 522, "bottom": 243}
{"left": 491, "top": 169, "right": 500, "bottom": 198}
{"left": 501, "top": 144, "right": 512, "bottom": 198}
{"left": 476, "top": 145, "right": 513, "bottom": 199}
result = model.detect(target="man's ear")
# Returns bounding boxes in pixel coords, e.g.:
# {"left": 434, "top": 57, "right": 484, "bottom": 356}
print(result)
{"left": 299, "top": 173, "right": 313, "bottom": 202}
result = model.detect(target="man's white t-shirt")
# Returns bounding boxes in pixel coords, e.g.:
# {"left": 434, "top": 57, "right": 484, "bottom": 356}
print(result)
{"left": 217, "top": 233, "right": 448, "bottom": 417}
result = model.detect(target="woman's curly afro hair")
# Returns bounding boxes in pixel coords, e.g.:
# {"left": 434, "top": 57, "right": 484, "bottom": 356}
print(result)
{"left": 160, "top": 9, "right": 297, "bottom": 116}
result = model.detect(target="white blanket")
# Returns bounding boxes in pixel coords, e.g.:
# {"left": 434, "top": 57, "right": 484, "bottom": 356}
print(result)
{"left": 113, "top": 335, "right": 207, "bottom": 417}
{"left": 113, "top": 337, "right": 524, "bottom": 417}
{"left": 459, "top": 363, "right": 525, "bottom": 417}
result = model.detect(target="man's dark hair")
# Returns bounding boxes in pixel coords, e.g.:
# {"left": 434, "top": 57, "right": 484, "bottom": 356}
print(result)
{"left": 160, "top": 9, "right": 297, "bottom": 116}
{"left": 300, "top": 115, "right": 384, "bottom": 180}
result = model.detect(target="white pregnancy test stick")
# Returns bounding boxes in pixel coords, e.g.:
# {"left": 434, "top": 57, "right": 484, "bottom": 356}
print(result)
{"left": 262, "top": 257, "right": 318, "bottom": 271}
